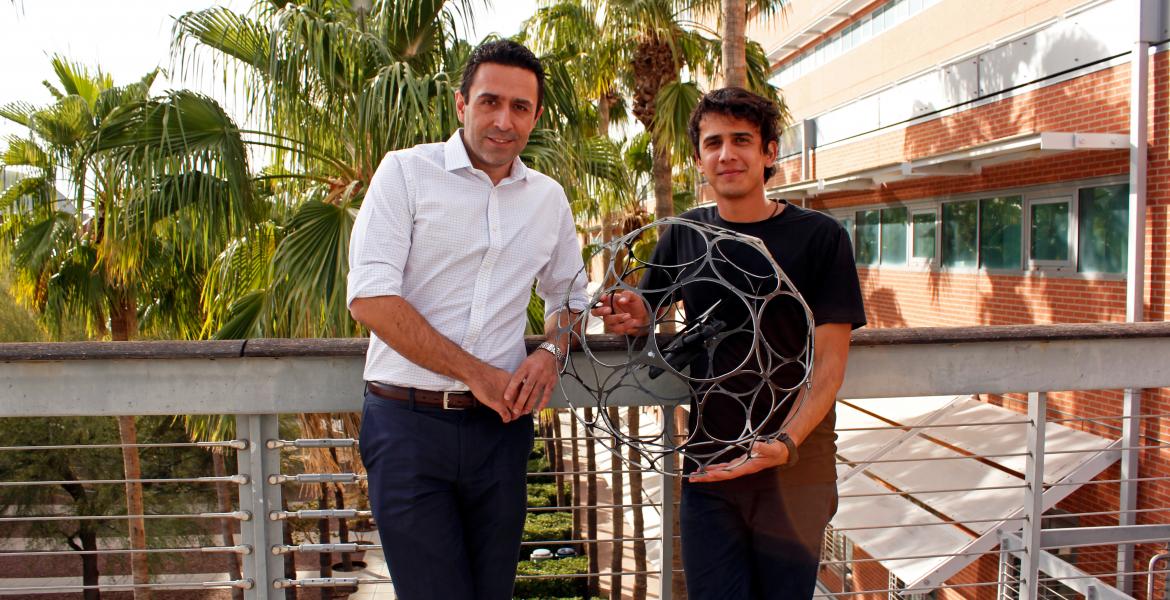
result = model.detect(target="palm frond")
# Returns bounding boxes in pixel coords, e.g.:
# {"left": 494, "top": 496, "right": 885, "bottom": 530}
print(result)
{"left": 269, "top": 196, "right": 357, "bottom": 336}
{"left": 91, "top": 90, "right": 257, "bottom": 258}
{"left": 652, "top": 79, "right": 702, "bottom": 165}
{"left": 12, "top": 211, "right": 75, "bottom": 275}
{"left": 1, "top": 137, "right": 52, "bottom": 171}
{"left": 0, "top": 102, "right": 36, "bottom": 128}
{"left": 49, "top": 55, "right": 113, "bottom": 109}
{"left": 211, "top": 288, "right": 268, "bottom": 340}
{"left": 0, "top": 175, "right": 52, "bottom": 213}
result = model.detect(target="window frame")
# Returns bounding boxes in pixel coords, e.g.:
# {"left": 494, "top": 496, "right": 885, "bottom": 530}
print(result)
{"left": 854, "top": 208, "right": 881, "bottom": 267}
{"left": 1075, "top": 183, "right": 1130, "bottom": 275}
{"left": 879, "top": 206, "right": 910, "bottom": 267}
{"left": 939, "top": 198, "right": 980, "bottom": 271}
{"left": 1024, "top": 195, "right": 1076, "bottom": 272}
{"left": 977, "top": 195, "right": 1024, "bottom": 272}
{"left": 910, "top": 207, "right": 940, "bottom": 269}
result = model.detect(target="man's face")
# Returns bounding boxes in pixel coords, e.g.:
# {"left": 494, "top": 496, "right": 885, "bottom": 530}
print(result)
{"left": 456, "top": 63, "right": 543, "bottom": 174}
{"left": 694, "top": 113, "right": 777, "bottom": 201}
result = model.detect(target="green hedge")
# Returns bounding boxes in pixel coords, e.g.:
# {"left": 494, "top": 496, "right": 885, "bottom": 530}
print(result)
{"left": 527, "top": 451, "right": 553, "bottom": 482}
{"left": 526, "top": 481, "right": 572, "bottom": 508}
{"left": 522, "top": 511, "right": 572, "bottom": 543}
{"left": 514, "top": 556, "right": 589, "bottom": 598}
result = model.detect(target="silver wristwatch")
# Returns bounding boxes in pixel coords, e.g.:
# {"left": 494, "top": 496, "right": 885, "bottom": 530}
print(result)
{"left": 537, "top": 341, "right": 565, "bottom": 365}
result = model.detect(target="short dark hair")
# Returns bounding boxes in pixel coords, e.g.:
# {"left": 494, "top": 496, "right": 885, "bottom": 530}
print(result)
{"left": 688, "top": 87, "right": 781, "bottom": 181}
{"left": 460, "top": 40, "right": 545, "bottom": 109}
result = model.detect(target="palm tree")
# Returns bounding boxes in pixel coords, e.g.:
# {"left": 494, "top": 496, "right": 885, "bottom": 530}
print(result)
{"left": 693, "top": 0, "right": 788, "bottom": 88}
{"left": 0, "top": 58, "right": 255, "bottom": 599}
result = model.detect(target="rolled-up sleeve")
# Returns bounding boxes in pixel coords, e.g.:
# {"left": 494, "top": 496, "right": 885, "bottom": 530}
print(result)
{"left": 536, "top": 200, "right": 589, "bottom": 318}
{"left": 347, "top": 153, "right": 414, "bottom": 306}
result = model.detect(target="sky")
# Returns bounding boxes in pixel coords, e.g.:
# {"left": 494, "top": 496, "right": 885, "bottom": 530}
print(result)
{"left": 0, "top": 0, "right": 537, "bottom": 141}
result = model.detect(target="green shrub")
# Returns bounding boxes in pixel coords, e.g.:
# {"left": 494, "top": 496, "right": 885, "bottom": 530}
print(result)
{"left": 522, "top": 511, "right": 573, "bottom": 543}
{"left": 526, "top": 481, "right": 572, "bottom": 508}
{"left": 513, "top": 556, "right": 589, "bottom": 598}
{"left": 527, "top": 451, "right": 554, "bottom": 483}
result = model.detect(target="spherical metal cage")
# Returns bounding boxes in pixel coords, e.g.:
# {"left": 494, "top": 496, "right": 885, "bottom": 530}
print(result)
{"left": 558, "top": 217, "right": 815, "bottom": 477}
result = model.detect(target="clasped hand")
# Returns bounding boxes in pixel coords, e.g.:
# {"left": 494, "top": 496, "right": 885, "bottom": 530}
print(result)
{"left": 469, "top": 350, "right": 560, "bottom": 423}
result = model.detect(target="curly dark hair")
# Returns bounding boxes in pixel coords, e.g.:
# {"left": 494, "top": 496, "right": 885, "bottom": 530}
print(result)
{"left": 687, "top": 87, "right": 781, "bottom": 181}
{"left": 460, "top": 40, "right": 545, "bottom": 109}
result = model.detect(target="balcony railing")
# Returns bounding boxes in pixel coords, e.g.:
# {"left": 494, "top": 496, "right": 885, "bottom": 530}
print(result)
{"left": 2, "top": 322, "right": 1169, "bottom": 599}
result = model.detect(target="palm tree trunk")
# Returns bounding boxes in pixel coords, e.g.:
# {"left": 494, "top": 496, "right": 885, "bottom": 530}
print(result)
{"left": 721, "top": 0, "right": 749, "bottom": 88}
{"left": 334, "top": 486, "right": 354, "bottom": 571}
{"left": 116, "top": 415, "right": 151, "bottom": 600}
{"left": 212, "top": 450, "right": 245, "bottom": 600}
{"left": 652, "top": 141, "right": 673, "bottom": 222}
{"left": 628, "top": 408, "right": 647, "bottom": 600}
{"left": 607, "top": 406, "right": 624, "bottom": 600}
{"left": 551, "top": 411, "right": 568, "bottom": 507}
{"left": 317, "top": 484, "right": 333, "bottom": 600}
{"left": 570, "top": 411, "right": 582, "bottom": 539}
{"left": 110, "top": 292, "right": 151, "bottom": 600}
{"left": 584, "top": 407, "right": 599, "bottom": 597}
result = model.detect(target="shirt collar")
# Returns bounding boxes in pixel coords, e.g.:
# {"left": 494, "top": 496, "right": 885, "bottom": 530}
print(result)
{"left": 444, "top": 129, "right": 529, "bottom": 183}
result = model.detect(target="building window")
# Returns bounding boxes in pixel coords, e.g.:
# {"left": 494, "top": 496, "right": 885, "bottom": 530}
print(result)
{"left": 1028, "top": 197, "right": 1073, "bottom": 268}
{"left": 979, "top": 196, "right": 1022, "bottom": 270}
{"left": 840, "top": 216, "right": 855, "bottom": 248}
{"left": 770, "top": 0, "right": 941, "bottom": 87}
{"left": 855, "top": 210, "right": 880, "bottom": 265}
{"left": 942, "top": 200, "right": 977, "bottom": 268}
{"left": 912, "top": 210, "right": 937, "bottom": 262}
{"left": 1078, "top": 184, "right": 1129, "bottom": 274}
{"left": 880, "top": 207, "right": 908, "bottom": 265}
{"left": 839, "top": 180, "right": 1127, "bottom": 276}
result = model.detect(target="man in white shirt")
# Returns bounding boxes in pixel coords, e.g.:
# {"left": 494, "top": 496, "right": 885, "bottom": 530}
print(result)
{"left": 347, "top": 40, "right": 587, "bottom": 600}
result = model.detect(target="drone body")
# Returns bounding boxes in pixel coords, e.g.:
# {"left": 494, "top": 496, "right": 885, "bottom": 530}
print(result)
{"left": 560, "top": 217, "right": 815, "bottom": 477}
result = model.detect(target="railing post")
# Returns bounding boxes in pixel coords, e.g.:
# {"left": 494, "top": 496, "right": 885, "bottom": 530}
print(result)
{"left": 660, "top": 413, "right": 675, "bottom": 600}
{"left": 1117, "top": 387, "right": 1142, "bottom": 594}
{"left": 996, "top": 533, "right": 1011, "bottom": 600}
{"left": 237, "top": 414, "right": 285, "bottom": 600}
{"left": 1020, "top": 391, "right": 1047, "bottom": 600}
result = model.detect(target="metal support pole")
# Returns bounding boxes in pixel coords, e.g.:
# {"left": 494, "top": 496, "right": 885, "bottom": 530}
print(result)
{"left": 660, "top": 413, "right": 676, "bottom": 600}
{"left": 237, "top": 414, "right": 285, "bottom": 599}
{"left": 1118, "top": 387, "right": 1142, "bottom": 594}
{"left": 800, "top": 119, "right": 816, "bottom": 181}
{"left": 1120, "top": 0, "right": 1156, "bottom": 590}
{"left": 1020, "top": 391, "right": 1047, "bottom": 600}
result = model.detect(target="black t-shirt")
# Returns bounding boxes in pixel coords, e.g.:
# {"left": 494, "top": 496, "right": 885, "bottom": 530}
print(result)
{"left": 641, "top": 202, "right": 866, "bottom": 487}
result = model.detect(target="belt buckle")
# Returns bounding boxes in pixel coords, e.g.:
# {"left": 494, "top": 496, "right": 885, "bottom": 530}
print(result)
{"left": 442, "top": 391, "right": 465, "bottom": 410}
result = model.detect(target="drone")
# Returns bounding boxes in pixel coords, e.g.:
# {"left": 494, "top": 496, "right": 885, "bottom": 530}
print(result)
{"left": 557, "top": 217, "right": 815, "bottom": 477}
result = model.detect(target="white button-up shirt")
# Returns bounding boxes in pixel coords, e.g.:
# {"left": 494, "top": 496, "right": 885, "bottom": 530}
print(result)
{"left": 347, "top": 131, "right": 588, "bottom": 391}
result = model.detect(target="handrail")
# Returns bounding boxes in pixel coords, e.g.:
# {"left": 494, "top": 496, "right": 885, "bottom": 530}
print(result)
{"left": 1, "top": 321, "right": 1168, "bottom": 362}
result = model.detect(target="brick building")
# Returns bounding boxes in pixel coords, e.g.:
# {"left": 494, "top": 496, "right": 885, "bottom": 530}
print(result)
{"left": 738, "top": 0, "right": 1169, "bottom": 597}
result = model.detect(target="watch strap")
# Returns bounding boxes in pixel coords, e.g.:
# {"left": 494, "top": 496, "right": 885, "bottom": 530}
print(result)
{"left": 776, "top": 432, "right": 799, "bottom": 469}
{"left": 537, "top": 341, "right": 565, "bottom": 365}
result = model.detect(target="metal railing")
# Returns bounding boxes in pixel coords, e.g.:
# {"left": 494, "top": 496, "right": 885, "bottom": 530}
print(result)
{"left": 1, "top": 322, "right": 1169, "bottom": 599}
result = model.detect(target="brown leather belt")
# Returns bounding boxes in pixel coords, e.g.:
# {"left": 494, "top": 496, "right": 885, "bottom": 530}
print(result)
{"left": 366, "top": 381, "right": 480, "bottom": 410}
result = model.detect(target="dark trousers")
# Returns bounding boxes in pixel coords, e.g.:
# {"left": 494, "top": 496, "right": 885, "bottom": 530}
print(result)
{"left": 680, "top": 479, "right": 838, "bottom": 599}
{"left": 359, "top": 391, "right": 534, "bottom": 600}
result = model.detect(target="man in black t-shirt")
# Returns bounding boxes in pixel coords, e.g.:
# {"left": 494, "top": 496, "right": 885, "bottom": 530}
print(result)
{"left": 592, "top": 88, "right": 866, "bottom": 599}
